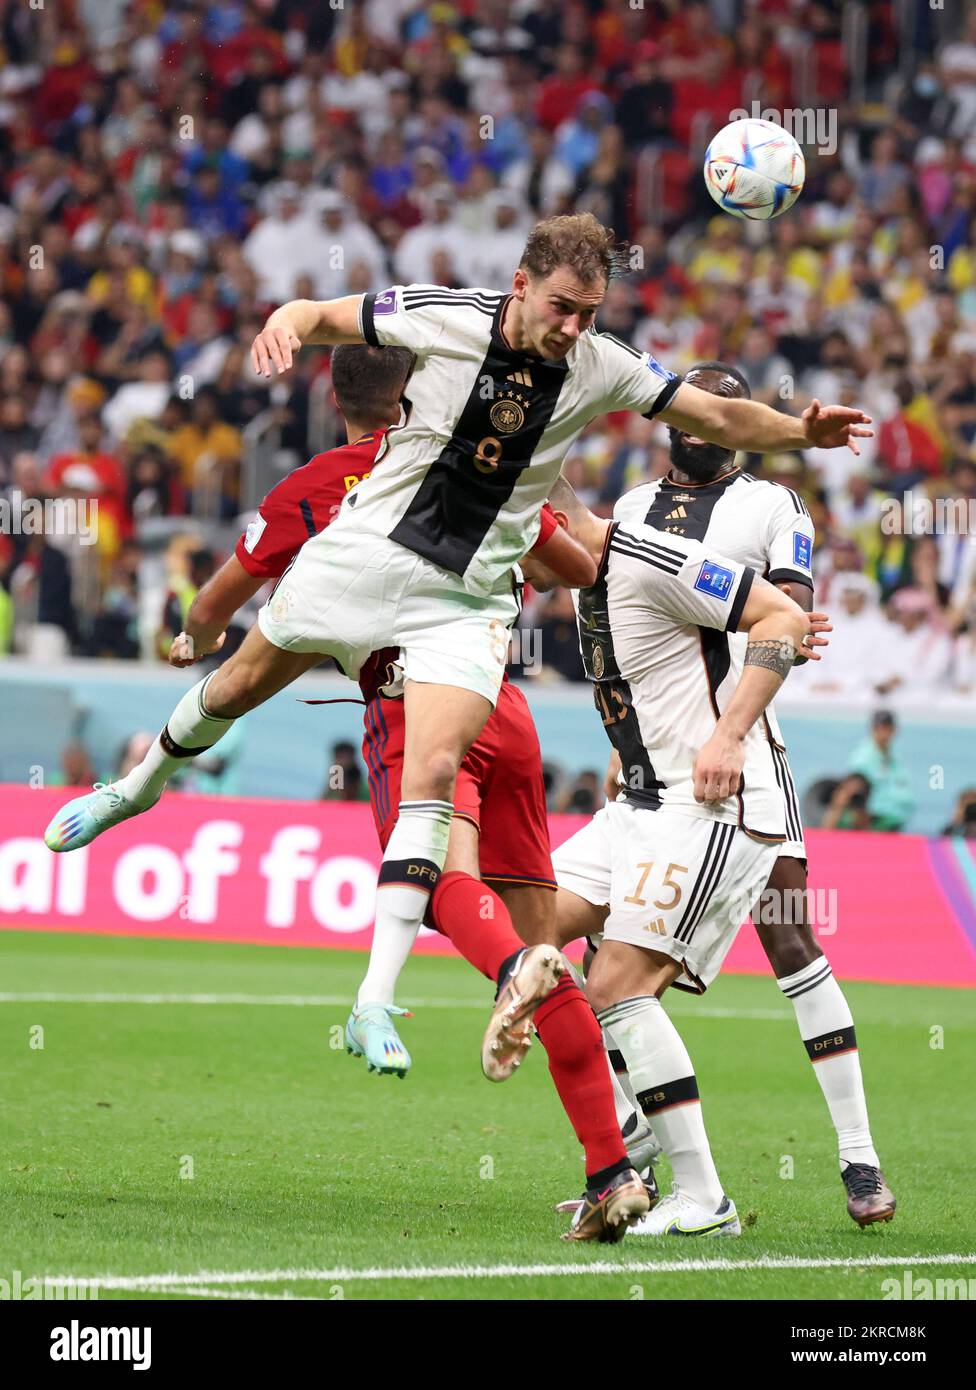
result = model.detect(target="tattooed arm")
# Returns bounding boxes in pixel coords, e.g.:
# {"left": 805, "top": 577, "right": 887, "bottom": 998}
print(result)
{"left": 693, "top": 579, "right": 830, "bottom": 803}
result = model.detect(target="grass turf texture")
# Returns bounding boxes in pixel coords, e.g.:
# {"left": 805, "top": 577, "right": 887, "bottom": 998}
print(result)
{"left": 1, "top": 929, "right": 973, "bottom": 1302}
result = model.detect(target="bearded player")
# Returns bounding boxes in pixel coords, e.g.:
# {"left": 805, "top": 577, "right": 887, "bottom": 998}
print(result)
{"left": 610, "top": 361, "right": 894, "bottom": 1228}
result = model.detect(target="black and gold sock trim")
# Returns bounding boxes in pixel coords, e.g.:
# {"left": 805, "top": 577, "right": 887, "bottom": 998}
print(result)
{"left": 160, "top": 726, "right": 211, "bottom": 758}
{"left": 377, "top": 858, "right": 441, "bottom": 891}
{"left": 636, "top": 1075, "right": 700, "bottom": 1115}
{"left": 804, "top": 1026, "right": 857, "bottom": 1061}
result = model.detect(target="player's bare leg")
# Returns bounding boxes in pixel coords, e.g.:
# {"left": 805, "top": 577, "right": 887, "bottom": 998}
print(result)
{"left": 45, "top": 627, "right": 322, "bottom": 852}
{"left": 347, "top": 680, "right": 493, "bottom": 1075}
{"left": 587, "top": 938, "right": 740, "bottom": 1238}
{"left": 754, "top": 855, "right": 894, "bottom": 1226}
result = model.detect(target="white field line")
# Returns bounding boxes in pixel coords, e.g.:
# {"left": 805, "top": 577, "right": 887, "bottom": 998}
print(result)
{"left": 140, "top": 1285, "right": 316, "bottom": 1301}
{"left": 69, "top": 1253, "right": 976, "bottom": 1292}
{"left": 0, "top": 992, "right": 789, "bottom": 1021}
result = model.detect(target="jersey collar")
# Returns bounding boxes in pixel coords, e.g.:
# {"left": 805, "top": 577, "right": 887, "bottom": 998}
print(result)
{"left": 662, "top": 466, "right": 741, "bottom": 491}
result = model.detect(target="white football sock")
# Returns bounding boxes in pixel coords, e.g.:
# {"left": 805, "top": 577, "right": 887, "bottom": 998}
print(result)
{"left": 357, "top": 800, "right": 453, "bottom": 1006}
{"left": 599, "top": 995, "right": 724, "bottom": 1209}
{"left": 778, "top": 957, "right": 880, "bottom": 1170}
{"left": 603, "top": 1027, "right": 642, "bottom": 1134}
{"left": 117, "top": 673, "right": 236, "bottom": 806}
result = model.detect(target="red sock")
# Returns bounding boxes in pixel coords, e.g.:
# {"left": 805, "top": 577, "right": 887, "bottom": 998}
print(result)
{"left": 430, "top": 870, "right": 521, "bottom": 981}
{"left": 534, "top": 975, "right": 628, "bottom": 1180}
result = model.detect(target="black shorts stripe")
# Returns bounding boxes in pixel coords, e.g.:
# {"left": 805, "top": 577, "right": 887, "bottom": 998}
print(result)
{"left": 782, "top": 961, "right": 832, "bottom": 998}
{"left": 676, "top": 822, "right": 736, "bottom": 945}
{"left": 636, "top": 1075, "right": 700, "bottom": 1114}
{"left": 804, "top": 1025, "right": 857, "bottom": 1060}
{"left": 673, "top": 822, "right": 735, "bottom": 945}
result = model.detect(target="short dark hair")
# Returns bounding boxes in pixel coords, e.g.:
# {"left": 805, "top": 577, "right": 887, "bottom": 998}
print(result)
{"left": 685, "top": 360, "right": 751, "bottom": 398}
{"left": 331, "top": 344, "right": 415, "bottom": 419}
{"left": 519, "top": 213, "right": 624, "bottom": 286}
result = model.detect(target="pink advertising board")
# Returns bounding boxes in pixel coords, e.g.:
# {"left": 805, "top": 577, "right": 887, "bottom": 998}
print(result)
{"left": 1, "top": 786, "right": 974, "bottom": 988}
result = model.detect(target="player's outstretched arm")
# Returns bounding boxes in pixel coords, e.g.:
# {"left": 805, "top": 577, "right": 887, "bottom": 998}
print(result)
{"left": 169, "top": 556, "right": 266, "bottom": 668}
{"left": 250, "top": 295, "right": 366, "bottom": 378}
{"left": 693, "top": 581, "right": 831, "bottom": 803}
{"left": 660, "top": 382, "right": 873, "bottom": 456}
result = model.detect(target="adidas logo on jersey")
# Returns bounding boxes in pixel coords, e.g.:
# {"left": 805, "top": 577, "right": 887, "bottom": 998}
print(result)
{"left": 506, "top": 369, "right": 533, "bottom": 388}
{"left": 665, "top": 505, "right": 688, "bottom": 520}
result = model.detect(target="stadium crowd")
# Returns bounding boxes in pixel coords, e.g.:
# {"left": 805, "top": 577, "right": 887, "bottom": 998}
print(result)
{"left": 1, "top": 0, "right": 976, "bottom": 719}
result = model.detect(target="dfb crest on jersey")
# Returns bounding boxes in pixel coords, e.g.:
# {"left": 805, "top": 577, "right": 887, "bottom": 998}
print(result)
{"left": 490, "top": 399, "right": 525, "bottom": 433}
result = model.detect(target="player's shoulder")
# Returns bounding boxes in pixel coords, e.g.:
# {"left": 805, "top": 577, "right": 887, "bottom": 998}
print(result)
{"left": 735, "top": 470, "right": 811, "bottom": 519}
{"left": 394, "top": 283, "right": 506, "bottom": 319}
{"left": 613, "top": 478, "right": 662, "bottom": 521}
{"left": 263, "top": 433, "right": 383, "bottom": 509}
{"left": 610, "top": 519, "right": 692, "bottom": 574}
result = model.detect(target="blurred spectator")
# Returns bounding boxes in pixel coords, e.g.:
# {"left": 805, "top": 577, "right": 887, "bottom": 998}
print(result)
{"left": 821, "top": 773, "right": 873, "bottom": 831}
{"left": 940, "top": 788, "right": 976, "bottom": 838}
{"left": 795, "top": 573, "right": 889, "bottom": 697}
{"left": 51, "top": 740, "right": 98, "bottom": 789}
{"left": 876, "top": 587, "right": 954, "bottom": 697}
{"left": 155, "top": 539, "right": 213, "bottom": 661}
{"left": 555, "top": 769, "right": 600, "bottom": 816}
{"left": 116, "top": 732, "right": 155, "bottom": 780}
{"left": 846, "top": 711, "right": 916, "bottom": 831}
{"left": 322, "top": 739, "right": 368, "bottom": 802}
{"left": 535, "top": 586, "right": 586, "bottom": 683}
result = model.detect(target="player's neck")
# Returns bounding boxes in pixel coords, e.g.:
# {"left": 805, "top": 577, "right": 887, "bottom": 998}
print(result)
{"left": 344, "top": 418, "right": 378, "bottom": 444}
{"left": 668, "top": 460, "right": 738, "bottom": 487}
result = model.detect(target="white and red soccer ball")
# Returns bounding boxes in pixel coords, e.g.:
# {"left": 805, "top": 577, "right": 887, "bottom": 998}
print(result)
{"left": 704, "top": 118, "right": 806, "bottom": 221}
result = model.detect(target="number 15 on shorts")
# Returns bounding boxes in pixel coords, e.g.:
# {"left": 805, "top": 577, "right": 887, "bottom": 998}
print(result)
{"left": 623, "top": 860, "right": 689, "bottom": 917}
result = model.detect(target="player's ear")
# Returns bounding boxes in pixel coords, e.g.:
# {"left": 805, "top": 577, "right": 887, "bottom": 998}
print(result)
{"left": 551, "top": 508, "right": 570, "bottom": 531}
{"left": 513, "top": 267, "right": 528, "bottom": 299}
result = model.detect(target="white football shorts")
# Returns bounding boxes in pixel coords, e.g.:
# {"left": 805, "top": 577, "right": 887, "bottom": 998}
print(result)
{"left": 257, "top": 527, "right": 519, "bottom": 707}
{"left": 553, "top": 801, "right": 780, "bottom": 992}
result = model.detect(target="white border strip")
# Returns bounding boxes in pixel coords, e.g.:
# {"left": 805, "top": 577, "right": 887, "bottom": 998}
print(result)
{"left": 69, "top": 1253, "right": 976, "bottom": 1290}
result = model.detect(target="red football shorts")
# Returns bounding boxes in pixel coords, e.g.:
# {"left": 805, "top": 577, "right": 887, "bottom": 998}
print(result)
{"left": 361, "top": 680, "right": 555, "bottom": 889}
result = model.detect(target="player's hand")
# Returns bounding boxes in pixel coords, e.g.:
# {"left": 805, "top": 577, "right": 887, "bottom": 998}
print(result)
{"left": 801, "top": 399, "right": 873, "bottom": 455}
{"left": 693, "top": 730, "right": 744, "bottom": 804}
{"left": 797, "top": 611, "right": 831, "bottom": 663}
{"left": 169, "top": 630, "right": 225, "bottom": 668}
{"left": 250, "top": 324, "right": 302, "bottom": 378}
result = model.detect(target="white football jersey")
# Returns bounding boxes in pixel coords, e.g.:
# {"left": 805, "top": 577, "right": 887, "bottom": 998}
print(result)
{"left": 579, "top": 522, "right": 786, "bottom": 841}
{"left": 334, "top": 285, "right": 680, "bottom": 596}
{"left": 614, "top": 468, "right": 815, "bottom": 756}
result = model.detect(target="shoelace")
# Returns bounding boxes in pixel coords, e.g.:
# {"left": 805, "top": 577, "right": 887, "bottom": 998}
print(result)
{"left": 843, "top": 1163, "right": 882, "bottom": 1198}
{"left": 92, "top": 782, "right": 123, "bottom": 809}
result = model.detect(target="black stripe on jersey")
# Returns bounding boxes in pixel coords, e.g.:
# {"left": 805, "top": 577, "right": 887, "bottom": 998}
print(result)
{"left": 595, "top": 330, "right": 643, "bottom": 359}
{"left": 771, "top": 744, "right": 804, "bottom": 843}
{"left": 641, "top": 471, "right": 740, "bottom": 542}
{"left": 726, "top": 566, "right": 754, "bottom": 632}
{"left": 769, "top": 481, "right": 810, "bottom": 516}
{"left": 388, "top": 296, "right": 570, "bottom": 576}
{"left": 767, "top": 567, "right": 813, "bottom": 589}
{"left": 673, "top": 822, "right": 736, "bottom": 945}
{"left": 698, "top": 626, "right": 732, "bottom": 718}
{"left": 611, "top": 525, "right": 685, "bottom": 565}
{"left": 640, "top": 373, "right": 681, "bottom": 420}
{"left": 402, "top": 291, "right": 502, "bottom": 316}
{"left": 577, "top": 526, "right": 667, "bottom": 809}
{"left": 298, "top": 497, "right": 316, "bottom": 538}
{"left": 609, "top": 535, "right": 684, "bottom": 576}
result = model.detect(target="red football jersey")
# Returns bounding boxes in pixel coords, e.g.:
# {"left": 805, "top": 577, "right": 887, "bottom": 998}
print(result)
{"left": 235, "top": 430, "right": 383, "bottom": 580}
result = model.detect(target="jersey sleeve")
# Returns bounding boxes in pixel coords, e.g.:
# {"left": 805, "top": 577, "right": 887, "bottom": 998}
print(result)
{"left": 614, "top": 525, "right": 754, "bottom": 633}
{"left": 235, "top": 476, "right": 321, "bottom": 579}
{"left": 597, "top": 333, "right": 682, "bottom": 419}
{"left": 358, "top": 285, "right": 451, "bottom": 358}
{"left": 762, "top": 487, "right": 815, "bottom": 588}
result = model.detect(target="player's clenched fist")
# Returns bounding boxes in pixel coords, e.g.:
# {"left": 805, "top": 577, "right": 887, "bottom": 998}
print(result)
{"left": 169, "top": 630, "right": 225, "bottom": 668}
{"left": 251, "top": 324, "right": 302, "bottom": 378}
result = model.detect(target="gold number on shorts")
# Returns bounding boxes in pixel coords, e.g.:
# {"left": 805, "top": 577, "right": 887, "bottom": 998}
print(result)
{"left": 488, "top": 618, "right": 509, "bottom": 667}
{"left": 474, "top": 436, "right": 502, "bottom": 473}
{"left": 623, "top": 861, "right": 655, "bottom": 906}
{"left": 654, "top": 862, "right": 689, "bottom": 911}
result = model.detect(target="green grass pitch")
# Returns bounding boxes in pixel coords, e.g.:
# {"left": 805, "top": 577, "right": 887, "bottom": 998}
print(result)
{"left": 1, "top": 929, "right": 973, "bottom": 1301}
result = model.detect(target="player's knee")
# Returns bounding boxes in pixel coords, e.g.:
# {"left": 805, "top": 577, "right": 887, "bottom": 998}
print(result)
{"left": 405, "top": 749, "right": 458, "bottom": 801}
{"left": 205, "top": 661, "right": 264, "bottom": 718}
{"left": 768, "top": 925, "right": 823, "bottom": 978}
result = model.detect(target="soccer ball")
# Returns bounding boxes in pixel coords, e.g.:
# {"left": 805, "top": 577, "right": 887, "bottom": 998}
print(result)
{"left": 703, "top": 119, "right": 805, "bottom": 221}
